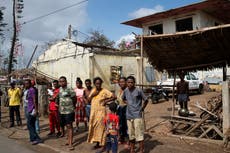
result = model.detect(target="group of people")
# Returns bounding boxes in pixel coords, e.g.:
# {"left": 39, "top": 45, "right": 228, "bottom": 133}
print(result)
{"left": 47, "top": 75, "right": 148, "bottom": 153}
{"left": 0, "top": 70, "right": 192, "bottom": 153}
{"left": 6, "top": 75, "right": 149, "bottom": 153}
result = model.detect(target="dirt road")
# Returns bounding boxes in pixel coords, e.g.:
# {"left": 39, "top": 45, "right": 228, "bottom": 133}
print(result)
{"left": 0, "top": 91, "right": 226, "bottom": 153}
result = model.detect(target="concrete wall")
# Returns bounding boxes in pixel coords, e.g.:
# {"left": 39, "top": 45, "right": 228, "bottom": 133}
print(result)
{"left": 33, "top": 41, "right": 159, "bottom": 90}
{"left": 33, "top": 41, "right": 91, "bottom": 88}
{"left": 143, "top": 11, "right": 223, "bottom": 35}
{"left": 91, "top": 54, "right": 157, "bottom": 90}
{"left": 199, "top": 11, "right": 223, "bottom": 28}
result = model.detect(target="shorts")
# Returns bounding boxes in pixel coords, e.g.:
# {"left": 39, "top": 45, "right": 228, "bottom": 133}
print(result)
{"left": 127, "top": 118, "right": 144, "bottom": 142}
{"left": 60, "top": 113, "right": 75, "bottom": 126}
{"left": 178, "top": 94, "right": 188, "bottom": 102}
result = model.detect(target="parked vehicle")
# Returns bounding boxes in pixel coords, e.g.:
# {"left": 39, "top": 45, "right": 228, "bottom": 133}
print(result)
{"left": 151, "top": 85, "right": 169, "bottom": 104}
{"left": 159, "top": 73, "right": 204, "bottom": 94}
{"left": 204, "top": 77, "right": 222, "bottom": 85}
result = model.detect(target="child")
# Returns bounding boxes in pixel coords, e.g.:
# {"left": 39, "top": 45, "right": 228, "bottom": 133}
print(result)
{"left": 47, "top": 81, "right": 61, "bottom": 137}
{"left": 104, "top": 102, "right": 119, "bottom": 153}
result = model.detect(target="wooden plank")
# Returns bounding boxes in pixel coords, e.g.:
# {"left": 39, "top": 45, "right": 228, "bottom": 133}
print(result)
{"left": 185, "top": 114, "right": 210, "bottom": 136}
{"left": 170, "top": 119, "right": 195, "bottom": 125}
{"left": 185, "top": 102, "right": 222, "bottom": 136}
{"left": 212, "top": 125, "right": 224, "bottom": 138}
{"left": 199, "top": 126, "right": 213, "bottom": 138}
{"left": 171, "top": 115, "right": 200, "bottom": 122}
{"left": 199, "top": 125, "right": 224, "bottom": 139}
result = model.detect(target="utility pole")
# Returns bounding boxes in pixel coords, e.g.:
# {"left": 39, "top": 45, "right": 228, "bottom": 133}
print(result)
{"left": 26, "top": 45, "right": 38, "bottom": 68}
{"left": 68, "top": 24, "right": 72, "bottom": 39}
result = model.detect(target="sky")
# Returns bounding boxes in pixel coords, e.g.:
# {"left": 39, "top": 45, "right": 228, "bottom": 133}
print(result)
{"left": 0, "top": 0, "right": 201, "bottom": 68}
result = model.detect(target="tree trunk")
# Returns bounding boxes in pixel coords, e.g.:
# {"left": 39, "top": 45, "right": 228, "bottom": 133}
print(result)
{"left": 8, "top": 0, "right": 17, "bottom": 82}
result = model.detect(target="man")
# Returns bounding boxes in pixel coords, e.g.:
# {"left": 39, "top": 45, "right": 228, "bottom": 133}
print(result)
{"left": 122, "top": 76, "right": 148, "bottom": 153}
{"left": 25, "top": 79, "right": 42, "bottom": 145}
{"left": 8, "top": 81, "right": 22, "bottom": 127}
{"left": 56, "top": 76, "right": 76, "bottom": 150}
{"left": 83, "top": 79, "right": 92, "bottom": 121}
{"left": 31, "top": 80, "right": 40, "bottom": 134}
{"left": 177, "top": 72, "right": 189, "bottom": 110}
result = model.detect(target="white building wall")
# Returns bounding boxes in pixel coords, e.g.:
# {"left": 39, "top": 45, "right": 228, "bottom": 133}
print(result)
{"left": 33, "top": 41, "right": 91, "bottom": 88}
{"left": 142, "top": 11, "right": 223, "bottom": 35}
{"left": 33, "top": 41, "right": 158, "bottom": 90}
{"left": 199, "top": 11, "right": 223, "bottom": 28}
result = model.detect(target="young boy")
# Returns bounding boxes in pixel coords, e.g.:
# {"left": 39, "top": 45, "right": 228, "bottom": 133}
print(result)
{"left": 122, "top": 76, "right": 148, "bottom": 153}
{"left": 47, "top": 81, "right": 61, "bottom": 137}
{"left": 104, "top": 102, "right": 119, "bottom": 153}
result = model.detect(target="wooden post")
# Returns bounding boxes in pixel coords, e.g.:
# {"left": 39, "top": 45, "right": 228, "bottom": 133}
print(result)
{"left": 172, "top": 71, "right": 176, "bottom": 116}
{"left": 38, "top": 85, "right": 48, "bottom": 117}
{"left": 223, "top": 64, "right": 230, "bottom": 135}
{"left": 141, "top": 35, "right": 144, "bottom": 89}
{"left": 89, "top": 53, "right": 94, "bottom": 80}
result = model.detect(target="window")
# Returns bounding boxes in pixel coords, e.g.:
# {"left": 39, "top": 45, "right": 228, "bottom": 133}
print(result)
{"left": 145, "top": 66, "right": 155, "bottom": 82}
{"left": 186, "top": 75, "right": 191, "bottom": 80}
{"left": 149, "top": 24, "right": 163, "bottom": 35}
{"left": 176, "top": 17, "right": 193, "bottom": 32}
{"left": 110, "top": 66, "right": 122, "bottom": 84}
{"left": 190, "top": 74, "right": 197, "bottom": 80}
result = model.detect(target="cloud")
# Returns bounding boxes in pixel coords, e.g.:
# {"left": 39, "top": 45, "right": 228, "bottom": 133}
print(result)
{"left": 0, "top": 0, "right": 88, "bottom": 68}
{"left": 115, "top": 34, "right": 135, "bottom": 46}
{"left": 129, "top": 5, "right": 164, "bottom": 19}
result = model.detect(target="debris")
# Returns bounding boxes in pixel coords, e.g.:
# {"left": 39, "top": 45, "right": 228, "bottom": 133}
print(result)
{"left": 170, "top": 94, "right": 223, "bottom": 140}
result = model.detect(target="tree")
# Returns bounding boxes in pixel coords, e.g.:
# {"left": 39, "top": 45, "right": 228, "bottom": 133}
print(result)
{"left": 118, "top": 39, "right": 127, "bottom": 51}
{"left": 0, "top": 7, "right": 7, "bottom": 38}
{"left": 3, "top": 55, "right": 17, "bottom": 71}
{"left": 0, "top": 7, "right": 7, "bottom": 72}
{"left": 8, "top": 0, "right": 23, "bottom": 80}
{"left": 84, "top": 29, "right": 115, "bottom": 48}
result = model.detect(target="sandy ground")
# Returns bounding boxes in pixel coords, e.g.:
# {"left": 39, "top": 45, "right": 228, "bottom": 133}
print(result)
{"left": 0, "top": 91, "right": 226, "bottom": 153}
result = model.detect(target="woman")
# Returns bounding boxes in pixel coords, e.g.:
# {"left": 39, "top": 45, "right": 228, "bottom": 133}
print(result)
{"left": 117, "top": 77, "right": 128, "bottom": 143}
{"left": 87, "top": 77, "right": 116, "bottom": 151}
{"left": 75, "top": 77, "right": 87, "bottom": 131}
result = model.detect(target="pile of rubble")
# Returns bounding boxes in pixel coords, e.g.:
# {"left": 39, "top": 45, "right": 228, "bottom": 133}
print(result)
{"left": 171, "top": 94, "right": 223, "bottom": 140}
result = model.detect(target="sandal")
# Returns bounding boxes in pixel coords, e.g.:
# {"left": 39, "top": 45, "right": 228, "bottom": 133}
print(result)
{"left": 68, "top": 146, "right": 74, "bottom": 151}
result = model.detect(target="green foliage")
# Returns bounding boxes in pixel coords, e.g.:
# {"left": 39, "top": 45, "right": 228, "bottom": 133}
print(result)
{"left": 84, "top": 29, "right": 115, "bottom": 48}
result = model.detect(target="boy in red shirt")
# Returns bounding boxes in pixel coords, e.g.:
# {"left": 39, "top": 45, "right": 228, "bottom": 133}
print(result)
{"left": 104, "top": 102, "right": 119, "bottom": 153}
{"left": 47, "top": 80, "right": 61, "bottom": 137}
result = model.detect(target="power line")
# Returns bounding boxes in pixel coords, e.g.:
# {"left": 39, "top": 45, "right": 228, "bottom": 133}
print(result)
{"left": 6, "top": 0, "right": 88, "bottom": 31}
{"left": 23, "top": 0, "right": 88, "bottom": 25}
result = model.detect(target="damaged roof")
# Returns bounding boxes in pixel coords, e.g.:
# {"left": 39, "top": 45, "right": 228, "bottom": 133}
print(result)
{"left": 122, "top": 0, "right": 230, "bottom": 28}
{"left": 143, "top": 24, "right": 230, "bottom": 72}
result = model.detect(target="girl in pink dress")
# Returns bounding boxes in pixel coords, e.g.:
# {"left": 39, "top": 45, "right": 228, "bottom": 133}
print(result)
{"left": 75, "top": 78, "right": 87, "bottom": 131}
